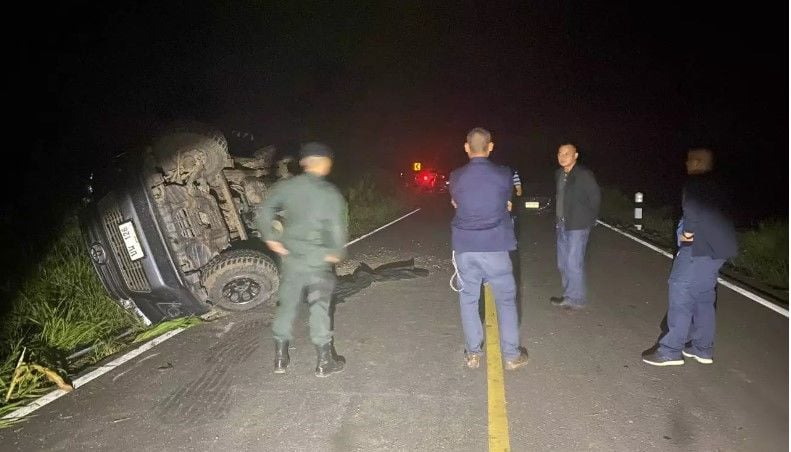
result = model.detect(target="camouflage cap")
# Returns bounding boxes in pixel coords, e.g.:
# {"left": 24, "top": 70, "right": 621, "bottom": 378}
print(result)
{"left": 299, "top": 142, "right": 334, "bottom": 159}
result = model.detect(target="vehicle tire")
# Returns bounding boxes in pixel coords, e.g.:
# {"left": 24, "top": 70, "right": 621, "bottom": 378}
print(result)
{"left": 201, "top": 249, "right": 279, "bottom": 312}
{"left": 152, "top": 122, "right": 230, "bottom": 179}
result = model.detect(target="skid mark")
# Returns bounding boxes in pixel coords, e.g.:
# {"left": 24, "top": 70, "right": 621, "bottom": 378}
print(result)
{"left": 156, "top": 319, "right": 264, "bottom": 425}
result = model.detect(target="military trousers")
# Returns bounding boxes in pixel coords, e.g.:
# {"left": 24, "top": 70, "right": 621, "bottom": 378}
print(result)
{"left": 272, "top": 265, "right": 336, "bottom": 347}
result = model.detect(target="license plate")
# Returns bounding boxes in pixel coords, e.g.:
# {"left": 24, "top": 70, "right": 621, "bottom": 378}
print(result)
{"left": 118, "top": 221, "right": 144, "bottom": 261}
{"left": 524, "top": 201, "right": 540, "bottom": 209}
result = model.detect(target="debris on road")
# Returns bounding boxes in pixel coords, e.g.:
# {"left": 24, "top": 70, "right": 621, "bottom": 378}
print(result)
{"left": 334, "top": 259, "right": 429, "bottom": 304}
{"left": 5, "top": 348, "right": 73, "bottom": 403}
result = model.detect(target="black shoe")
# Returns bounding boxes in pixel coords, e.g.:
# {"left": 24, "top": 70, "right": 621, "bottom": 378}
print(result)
{"left": 682, "top": 349, "right": 713, "bottom": 364}
{"left": 642, "top": 351, "right": 684, "bottom": 367}
{"left": 274, "top": 339, "right": 290, "bottom": 374}
{"left": 315, "top": 343, "right": 345, "bottom": 378}
{"left": 550, "top": 296, "right": 565, "bottom": 306}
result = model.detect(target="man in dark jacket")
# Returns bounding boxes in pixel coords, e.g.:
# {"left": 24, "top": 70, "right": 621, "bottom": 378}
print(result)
{"left": 643, "top": 148, "right": 738, "bottom": 366}
{"left": 551, "top": 144, "right": 601, "bottom": 309}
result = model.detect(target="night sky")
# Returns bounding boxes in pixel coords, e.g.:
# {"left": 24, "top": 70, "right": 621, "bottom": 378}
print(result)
{"left": 11, "top": 1, "right": 789, "bottom": 225}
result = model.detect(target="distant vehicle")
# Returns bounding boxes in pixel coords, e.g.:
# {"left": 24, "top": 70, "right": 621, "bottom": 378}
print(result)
{"left": 521, "top": 195, "right": 553, "bottom": 214}
{"left": 517, "top": 176, "right": 554, "bottom": 214}
{"left": 402, "top": 168, "right": 448, "bottom": 193}
{"left": 80, "top": 122, "right": 281, "bottom": 323}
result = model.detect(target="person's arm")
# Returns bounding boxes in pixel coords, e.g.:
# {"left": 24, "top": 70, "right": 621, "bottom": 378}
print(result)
{"left": 513, "top": 170, "right": 523, "bottom": 196}
{"left": 681, "top": 187, "right": 699, "bottom": 240}
{"left": 323, "top": 191, "right": 349, "bottom": 263}
{"left": 676, "top": 218, "right": 686, "bottom": 245}
{"left": 583, "top": 169, "right": 601, "bottom": 218}
{"left": 254, "top": 182, "right": 289, "bottom": 255}
{"left": 505, "top": 170, "right": 522, "bottom": 212}
{"left": 449, "top": 171, "right": 458, "bottom": 208}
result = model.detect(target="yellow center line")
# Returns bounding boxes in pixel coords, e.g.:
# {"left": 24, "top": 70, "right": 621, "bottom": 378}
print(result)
{"left": 485, "top": 284, "right": 511, "bottom": 452}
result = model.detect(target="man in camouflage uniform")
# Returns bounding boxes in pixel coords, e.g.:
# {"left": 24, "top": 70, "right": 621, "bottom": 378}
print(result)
{"left": 255, "top": 142, "right": 348, "bottom": 377}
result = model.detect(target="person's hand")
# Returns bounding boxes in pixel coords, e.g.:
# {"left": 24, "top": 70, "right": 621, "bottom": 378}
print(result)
{"left": 265, "top": 240, "right": 289, "bottom": 256}
{"left": 507, "top": 201, "right": 513, "bottom": 212}
{"left": 324, "top": 255, "right": 340, "bottom": 263}
{"left": 451, "top": 199, "right": 457, "bottom": 208}
{"left": 679, "top": 232, "right": 694, "bottom": 243}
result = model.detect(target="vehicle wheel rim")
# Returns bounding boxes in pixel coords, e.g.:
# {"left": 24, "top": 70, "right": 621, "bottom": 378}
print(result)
{"left": 222, "top": 278, "right": 262, "bottom": 305}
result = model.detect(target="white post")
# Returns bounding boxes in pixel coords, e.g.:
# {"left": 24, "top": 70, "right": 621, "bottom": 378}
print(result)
{"left": 634, "top": 192, "right": 643, "bottom": 231}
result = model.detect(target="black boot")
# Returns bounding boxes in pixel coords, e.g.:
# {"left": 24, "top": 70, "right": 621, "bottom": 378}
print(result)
{"left": 274, "top": 340, "right": 289, "bottom": 374}
{"left": 315, "top": 342, "right": 345, "bottom": 378}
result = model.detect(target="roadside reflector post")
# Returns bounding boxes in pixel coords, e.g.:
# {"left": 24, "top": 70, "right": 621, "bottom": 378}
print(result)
{"left": 634, "top": 192, "right": 643, "bottom": 231}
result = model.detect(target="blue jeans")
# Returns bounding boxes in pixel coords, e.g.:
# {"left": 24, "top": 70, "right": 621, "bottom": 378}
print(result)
{"left": 658, "top": 246, "right": 725, "bottom": 358}
{"left": 556, "top": 222, "right": 591, "bottom": 306}
{"left": 456, "top": 251, "right": 520, "bottom": 360}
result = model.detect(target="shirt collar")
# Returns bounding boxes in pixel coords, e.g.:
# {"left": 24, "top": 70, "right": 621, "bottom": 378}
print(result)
{"left": 303, "top": 171, "right": 324, "bottom": 179}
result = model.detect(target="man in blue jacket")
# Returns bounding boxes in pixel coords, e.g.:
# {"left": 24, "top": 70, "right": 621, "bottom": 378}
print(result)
{"left": 643, "top": 148, "right": 738, "bottom": 366}
{"left": 449, "top": 127, "right": 528, "bottom": 371}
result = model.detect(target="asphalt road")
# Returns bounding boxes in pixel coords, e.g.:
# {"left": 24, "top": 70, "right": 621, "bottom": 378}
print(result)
{"left": 2, "top": 197, "right": 787, "bottom": 451}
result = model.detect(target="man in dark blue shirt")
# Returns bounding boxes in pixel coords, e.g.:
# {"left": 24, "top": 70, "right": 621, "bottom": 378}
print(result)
{"left": 449, "top": 127, "right": 528, "bottom": 370}
{"left": 643, "top": 148, "right": 738, "bottom": 366}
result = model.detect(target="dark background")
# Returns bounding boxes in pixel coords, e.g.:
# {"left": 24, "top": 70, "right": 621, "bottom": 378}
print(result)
{"left": 6, "top": 1, "right": 789, "bottom": 228}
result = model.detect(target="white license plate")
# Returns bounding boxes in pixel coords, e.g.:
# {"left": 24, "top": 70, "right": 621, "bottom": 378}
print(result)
{"left": 118, "top": 221, "right": 144, "bottom": 261}
{"left": 524, "top": 201, "right": 540, "bottom": 209}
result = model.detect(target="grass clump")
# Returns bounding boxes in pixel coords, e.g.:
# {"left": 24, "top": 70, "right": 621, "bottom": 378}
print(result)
{"left": 0, "top": 218, "right": 139, "bottom": 356}
{"left": 344, "top": 173, "right": 409, "bottom": 238}
{"left": 132, "top": 317, "right": 202, "bottom": 343}
{"left": 0, "top": 218, "right": 141, "bottom": 422}
{"left": 731, "top": 220, "right": 788, "bottom": 289}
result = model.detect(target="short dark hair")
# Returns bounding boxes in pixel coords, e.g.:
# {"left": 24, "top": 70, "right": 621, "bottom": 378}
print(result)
{"left": 558, "top": 143, "right": 577, "bottom": 153}
{"left": 466, "top": 127, "right": 492, "bottom": 154}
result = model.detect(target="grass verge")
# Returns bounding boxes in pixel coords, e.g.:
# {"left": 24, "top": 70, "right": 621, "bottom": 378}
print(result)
{"left": 0, "top": 218, "right": 142, "bottom": 423}
{"left": 344, "top": 172, "right": 410, "bottom": 238}
{"left": 600, "top": 186, "right": 788, "bottom": 293}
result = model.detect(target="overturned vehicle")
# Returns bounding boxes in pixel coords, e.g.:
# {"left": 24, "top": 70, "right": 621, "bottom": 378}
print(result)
{"left": 80, "top": 124, "right": 283, "bottom": 323}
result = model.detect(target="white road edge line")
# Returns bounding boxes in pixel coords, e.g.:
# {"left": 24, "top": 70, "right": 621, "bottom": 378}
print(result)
{"left": 3, "top": 328, "right": 185, "bottom": 420}
{"left": 596, "top": 220, "right": 789, "bottom": 318}
{"left": 345, "top": 208, "right": 421, "bottom": 247}
{"left": 4, "top": 207, "right": 423, "bottom": 422}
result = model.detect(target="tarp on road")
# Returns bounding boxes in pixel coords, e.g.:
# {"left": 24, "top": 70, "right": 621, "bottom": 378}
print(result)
{"left": 333, "top": 259, "right": 429, "bottom": 304}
